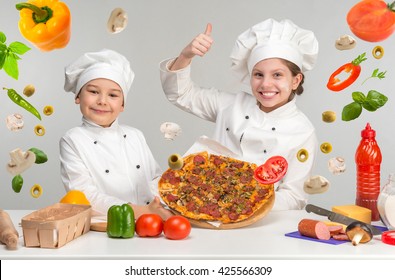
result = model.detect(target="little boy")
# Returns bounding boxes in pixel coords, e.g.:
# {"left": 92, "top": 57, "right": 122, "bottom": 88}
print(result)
{"left": 60, "top": 49, "right": 171, "bottom": 219}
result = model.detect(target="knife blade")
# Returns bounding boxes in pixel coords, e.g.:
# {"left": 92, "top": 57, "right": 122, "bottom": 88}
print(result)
{"left": 305, "top": 204, "right": 382, "bottom": 235}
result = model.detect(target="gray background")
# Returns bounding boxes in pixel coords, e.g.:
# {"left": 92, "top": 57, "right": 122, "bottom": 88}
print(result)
{"left": 1, "top": 0, "right": 394, "bottom": 210}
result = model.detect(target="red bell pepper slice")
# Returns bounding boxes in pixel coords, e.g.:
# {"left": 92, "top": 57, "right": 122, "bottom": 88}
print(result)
{"left": 327, "top": 52, "right": 367, "bottom": 92}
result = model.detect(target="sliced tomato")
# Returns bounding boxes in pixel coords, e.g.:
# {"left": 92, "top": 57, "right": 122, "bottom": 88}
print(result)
{"left": 254, "top": 156, "right": 288, "bottom": 184}
{"left": 347, "top": 0, "right": 395, "bottom": 42}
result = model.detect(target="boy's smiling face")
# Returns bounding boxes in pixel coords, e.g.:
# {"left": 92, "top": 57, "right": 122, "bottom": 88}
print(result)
{"left": 76, "top": 78, "right": 124, "bottom": 127}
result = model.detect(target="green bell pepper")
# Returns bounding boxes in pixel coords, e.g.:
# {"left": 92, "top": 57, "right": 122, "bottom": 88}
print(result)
{"left": 107, "top": 204, "right": 135, "bottom": 238}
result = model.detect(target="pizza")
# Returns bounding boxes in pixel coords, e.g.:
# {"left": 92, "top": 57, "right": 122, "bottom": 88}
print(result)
{"left": 158, "top": 151, "right": 274, "bottom": 223}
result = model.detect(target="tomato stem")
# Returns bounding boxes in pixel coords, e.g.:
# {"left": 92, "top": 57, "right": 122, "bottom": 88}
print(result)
{"left": 388, "top": 1, "right": 395, "bottom": 11}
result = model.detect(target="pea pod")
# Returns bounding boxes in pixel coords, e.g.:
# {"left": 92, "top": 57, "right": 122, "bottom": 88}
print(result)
{"left": 28, "top": 147, "right": 48, "bottom": 164}
{"left": 107, "top": 204, "right": 135, "bottom": 238}
{"left": 12, "top": 175, "right": 23, "bottom": 193}
{"left": 3, "top": 87, "right": 41, "bottom": 120}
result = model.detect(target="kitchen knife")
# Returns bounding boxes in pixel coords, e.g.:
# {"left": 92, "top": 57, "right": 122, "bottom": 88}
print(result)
{"left": 305, "top": 204, "right": 382, "bottom": 235}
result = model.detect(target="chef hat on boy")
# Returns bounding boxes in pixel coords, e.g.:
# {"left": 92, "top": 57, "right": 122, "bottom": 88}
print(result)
{"left": 64, "top": 49, "right": 134, "bottom": 101}
{"left": 230, "top": 18, "right": 319, "bottom": 87}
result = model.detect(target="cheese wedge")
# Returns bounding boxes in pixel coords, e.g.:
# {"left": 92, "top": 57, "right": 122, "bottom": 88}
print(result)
{"left": 331, "top": 204, "right": 372, "bottom": 224}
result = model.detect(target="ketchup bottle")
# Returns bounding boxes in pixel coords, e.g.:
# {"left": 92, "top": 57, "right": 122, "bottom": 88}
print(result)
{"left": 355, "top": 123, "right": 382, "bottom": 221}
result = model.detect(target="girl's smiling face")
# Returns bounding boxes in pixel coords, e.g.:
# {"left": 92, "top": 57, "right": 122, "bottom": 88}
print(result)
{"left": 76, "top": 78, "right": 124, "bottom": 127}
{"left": 250, "top": 58, "right": 302, "bottom": 113}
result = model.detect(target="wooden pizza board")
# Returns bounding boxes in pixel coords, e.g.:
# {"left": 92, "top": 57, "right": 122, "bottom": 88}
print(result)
{"left": 171, "top": 194, "right": 275, "bottom": 230}
{"left": 90, "top": 222, "right": 107, "bottom": 232}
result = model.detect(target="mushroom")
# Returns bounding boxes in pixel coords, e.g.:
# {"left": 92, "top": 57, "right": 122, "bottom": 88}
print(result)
{"left": 328, "top": 157, "right": 346, "bottom": 175}
{"left": 6, "top": 148, "right": 36, "bottom": 176}
{"left": 6, "top": 114, "right": 24, "bottom": 131}
{"left": 303, "top": 175, "right": 330, "bottom": 194}
{"left": 346, "top": 221, "right": 373, "bottom": 246}
{"left": 107, "top": 8, "right": 128, "bottom": 34}
{"left": 335, "top": 35, "right": 356, "bottom": 50}
{"left": 160, "top": 122, "right": 182, "bottom": 140}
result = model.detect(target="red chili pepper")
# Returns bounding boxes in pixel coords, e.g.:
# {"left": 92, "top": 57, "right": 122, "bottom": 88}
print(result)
{"left": 327, "top": 52, "right": 367, "bottom": 92}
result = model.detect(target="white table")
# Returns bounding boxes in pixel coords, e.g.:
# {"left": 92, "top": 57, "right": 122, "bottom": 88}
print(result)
{"left": 1, "top": 210, "right": 394, "bottom": 260}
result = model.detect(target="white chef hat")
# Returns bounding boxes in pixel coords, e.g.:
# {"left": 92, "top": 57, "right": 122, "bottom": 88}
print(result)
{"left": 64, "top": 49, "right": 134, "bottom": 101}
{"left": 230, "top": 18, "right": 319, "bottom": 87}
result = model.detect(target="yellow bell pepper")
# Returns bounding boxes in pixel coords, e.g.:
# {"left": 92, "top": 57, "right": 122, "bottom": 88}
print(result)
{"left": 16, "top": 0, "right": 71, "bottom": 51}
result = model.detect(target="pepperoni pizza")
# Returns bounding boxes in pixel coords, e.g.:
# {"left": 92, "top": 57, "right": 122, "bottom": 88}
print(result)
{"left": 158, "top": 152, "right": 274, "bottom": 223}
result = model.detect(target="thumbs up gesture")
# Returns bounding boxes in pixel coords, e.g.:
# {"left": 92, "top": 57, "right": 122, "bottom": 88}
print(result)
{"left": 183, "top": 23, "right": 213, "bottom": 58}
{"left": 170, "top": 23, "right": 213, "bottom": 70}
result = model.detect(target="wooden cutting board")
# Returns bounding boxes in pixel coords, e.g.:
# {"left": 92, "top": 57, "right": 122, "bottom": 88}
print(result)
{"left": 89, "top": 195, "right": 274, "bottom": 231}
{"left": 90, "top": 222, "right": 107, "bottom": 232}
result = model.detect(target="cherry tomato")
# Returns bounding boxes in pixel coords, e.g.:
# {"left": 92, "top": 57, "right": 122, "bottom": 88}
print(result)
{"left": 347, "top": 0, "right": 395, "bottom": 42}
{"left": 163, "top": 216, "right": 191, "bottom": 240}
{"left": 254, "top": 156, "right": 288, "bottom": 184}
{"left": 135, "top": 214, "right": 164, "bottom": 237}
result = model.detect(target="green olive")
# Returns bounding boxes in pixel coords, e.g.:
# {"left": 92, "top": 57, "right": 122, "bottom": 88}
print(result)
{"left": 23, "top": 84, "right": 35, "bottom": 97}
{"left": 30, "top": 184, "right": 42, "bottom": 198}
{"left": 297, "top": 149, "right": 309, "bottom": 162}
{"left": 322, "top": 111, "right": 336, "bottom": 123}
{"left": 372, "top": 45, "right": 384, "bottom": 59}
{"left": 320, "top": 142, "right": 333, "bottom": 154}
{"left": 168, "top": 154, "right": 184, "bottom": 170}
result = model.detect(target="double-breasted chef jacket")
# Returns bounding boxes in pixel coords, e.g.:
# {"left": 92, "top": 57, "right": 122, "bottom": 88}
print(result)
{"left": 160, "top": 58, "right": 318, "bottom": 211}
{"left": 60, "top": 117, "right": 161, "bottom": 216}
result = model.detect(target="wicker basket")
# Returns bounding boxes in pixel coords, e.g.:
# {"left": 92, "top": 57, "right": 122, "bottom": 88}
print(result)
{"left": 21, "top": 203, "right": 91, "bottom": 248}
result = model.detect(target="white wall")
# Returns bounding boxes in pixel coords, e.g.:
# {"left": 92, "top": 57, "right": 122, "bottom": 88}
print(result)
{"left": 1, "top": 0, "right": 394, "bottom": 210}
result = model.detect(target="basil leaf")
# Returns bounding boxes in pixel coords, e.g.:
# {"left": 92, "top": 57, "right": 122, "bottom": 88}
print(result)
{"left": 3, "top": 52, "right": 19, "bottom": 79}
{"left": 0, "top": 31, "right": 6, "bottom": 43}
{"left": 0, "top": 43, "right": 6, "bottom": 69}
{"left": 351, "top": 91, "right": 366, "bottom": 104}
{"left": 9, "top": 41, "right": 30, "bottom": 55}
{"left": 342, "top": 102, "right": 362, "bottom": 121}
{"left": 367, "top": 90, "right": 388, "bottom": 106}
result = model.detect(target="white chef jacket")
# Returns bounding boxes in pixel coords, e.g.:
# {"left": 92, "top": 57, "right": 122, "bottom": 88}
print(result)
{"left": 159, "top": 58, "right": 318, "bottom": 211}
{"left": 60, "top": 117, "right": 162, "bottom": 216}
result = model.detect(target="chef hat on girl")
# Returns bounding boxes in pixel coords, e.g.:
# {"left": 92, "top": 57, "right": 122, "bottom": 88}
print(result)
{"left": 64, "top": 49, "right": 134, "bottom": 100}
{"left": 230, "top": 18, "right": 319, "bottom": 87}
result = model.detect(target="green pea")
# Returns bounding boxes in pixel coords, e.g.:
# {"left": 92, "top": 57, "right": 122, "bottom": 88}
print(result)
{"left": 12, "top": 175, "right": 23, "bottom": 193}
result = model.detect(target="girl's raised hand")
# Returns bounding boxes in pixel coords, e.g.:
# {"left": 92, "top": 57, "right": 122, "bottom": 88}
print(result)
{"left": 170, "top": 23, "right": 213, "bottom": 70}
{"left": 182, "top": 23, "right": 213, "bottom": 58}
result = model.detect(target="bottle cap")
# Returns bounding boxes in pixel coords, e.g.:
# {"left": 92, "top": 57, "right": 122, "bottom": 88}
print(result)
{"left": 361, "top": 123, "right": 376, "bottom": 138}
{"left": 382, "top": 230, "right": 395, "bottom": 246}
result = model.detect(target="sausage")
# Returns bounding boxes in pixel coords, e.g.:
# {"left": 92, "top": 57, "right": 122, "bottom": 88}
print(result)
{"left": 298, "top": 219, "right": 330, "bottom": 240}
{"left": 332, "top": 234, "right": 350, "bottom": 241}
{"left": 328, "top": 225, "right": 344, "bottom": 236}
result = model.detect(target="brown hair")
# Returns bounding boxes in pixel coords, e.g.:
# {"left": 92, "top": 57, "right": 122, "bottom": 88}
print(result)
{"left": 282, "top": 59, "right": 305, "bottom": 95}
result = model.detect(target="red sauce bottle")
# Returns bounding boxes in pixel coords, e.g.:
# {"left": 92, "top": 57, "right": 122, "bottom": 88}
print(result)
{"left": 355, "top": 123, "right": 382, "bottom": 221}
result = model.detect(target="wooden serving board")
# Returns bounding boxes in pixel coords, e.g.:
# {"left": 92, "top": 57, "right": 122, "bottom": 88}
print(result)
{"left": 171, "top": 194, "right": 275, "bottom": 230}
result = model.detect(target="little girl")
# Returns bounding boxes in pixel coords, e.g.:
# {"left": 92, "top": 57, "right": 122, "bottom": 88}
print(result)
{"left": 159, "top": 19, "right": 319, "bottom": 210}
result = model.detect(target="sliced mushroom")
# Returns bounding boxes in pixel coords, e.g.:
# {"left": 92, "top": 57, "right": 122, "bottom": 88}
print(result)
{"left": 328, "top": 157, "right": 346, "bottom": 175}
{"left": 335, "top": 35, "right": 356, "bottom": 50}
{"left": 346, "top": 221, "right": 373, "bottom": 246}
{"left": 6, "top": 114, "right": 24, "bottom": 131}
{"left": 160, "top": 122, "right": 182, "bottom": 140}
{"left": 6, "top": 148, "right": 36, "bottom": 176}
{"left": 107, "top": 8, "right": 128, "bottom": 34}
{"left": 303, "top": 175, "right": 330, "bottom": 194}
